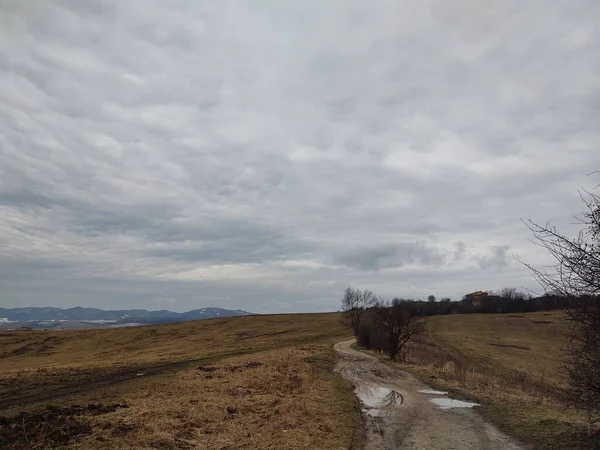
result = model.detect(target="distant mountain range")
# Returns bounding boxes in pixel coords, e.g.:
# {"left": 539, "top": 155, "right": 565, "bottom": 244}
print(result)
{"left": 0, "top": 306, "right": 253, "bottom": 330}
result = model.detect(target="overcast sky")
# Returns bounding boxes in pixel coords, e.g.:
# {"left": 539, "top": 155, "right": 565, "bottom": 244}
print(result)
{"left": 1, "top": 1, "right": 599, "bottom": 313}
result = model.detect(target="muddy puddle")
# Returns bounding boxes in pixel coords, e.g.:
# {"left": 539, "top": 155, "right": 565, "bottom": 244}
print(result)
{"left": 419, "top": 388, "right": 479, "bottom": 409}
{"left": 334, "top": 340, "right": 523, "bottom": 450}
{"left": 355, "top": 386, "right": 404, "bottom": 417}
{"left": 430, "top": 398, "right": 480, "bottom": 409}
{"left": 418, "top": 389, "right": 448, "bottom": 395}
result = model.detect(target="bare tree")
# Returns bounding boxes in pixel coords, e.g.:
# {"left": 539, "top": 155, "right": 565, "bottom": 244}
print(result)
{"left": 341, "top": 287, "right": 377, "bottom": 335}
{"left": 498, "top": 287, "right": 525, "bottom": 301}
{"left": 524, "top": 185, "right": 600, "bottom": 423}
{"left": 374, "top": 298, "right": 424, "bottom": 361}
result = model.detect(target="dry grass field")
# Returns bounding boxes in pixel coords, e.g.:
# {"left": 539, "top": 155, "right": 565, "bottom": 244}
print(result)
{"left": 0, "top": 313, "right": 362, "bottom": 449}
{"left": 401, "top": 311, "right": 600, "bottom": 449}
{"left": 5, "top": 309, "right": 597, "bottom": 449}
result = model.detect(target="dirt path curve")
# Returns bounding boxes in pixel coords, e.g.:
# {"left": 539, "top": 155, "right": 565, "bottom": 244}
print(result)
{"left": 334, "top": 339, "right": 523, "bottom": 450}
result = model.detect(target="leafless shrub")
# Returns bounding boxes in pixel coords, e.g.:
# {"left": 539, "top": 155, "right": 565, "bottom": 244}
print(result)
{"left": 373, "top": 298, "right": 424, "bottom": 361}
{"left": 523, "top": 182, "right": 600, "bottom": 423}
{"left": 351, "top": 293, "right": 423, "bottom": 362}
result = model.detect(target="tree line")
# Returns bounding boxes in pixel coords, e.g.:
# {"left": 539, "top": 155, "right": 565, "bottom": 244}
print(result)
{"left": 344, "top": 286, "right": 570, "bottom": 321}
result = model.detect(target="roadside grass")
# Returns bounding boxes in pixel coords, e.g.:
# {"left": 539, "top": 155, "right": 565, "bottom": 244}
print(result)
{"left": 0, "top": 313, "right": 362, "bottom": 449}
{"left": 400, "top": 312, "right": 600, "bottom": 449}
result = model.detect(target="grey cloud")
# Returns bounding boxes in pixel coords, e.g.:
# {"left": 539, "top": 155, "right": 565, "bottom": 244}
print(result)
{"left": 146, "top": 222, "right": 316, "bottom": 264}
{"left": 454, "top": 241, "right": 466, "bottom": 261}
{"left": 334, "top": 242, "right": 446, "bottom": 271}
{"left": 1, "top": 0, "right": 599, "bottom": 312}
{"left": 477, "top": 245, "right": 511, "bottom": 270}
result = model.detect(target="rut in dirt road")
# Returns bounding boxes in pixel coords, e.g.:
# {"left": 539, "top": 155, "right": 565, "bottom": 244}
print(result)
{"left": 334, "top": 339, "right": 523, "bottom": 450}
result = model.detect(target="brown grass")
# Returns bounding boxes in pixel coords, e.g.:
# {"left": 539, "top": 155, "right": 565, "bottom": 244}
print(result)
{"left": 401, "top": 311, "right": 600, "bottom": 449}
{"left": 0, "top": 313, "right": 362, "bottom": 449}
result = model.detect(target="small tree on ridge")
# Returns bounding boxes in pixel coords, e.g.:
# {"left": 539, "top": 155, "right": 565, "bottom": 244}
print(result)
{"left": 341, "top": 287, "right": 376, "bottom": 335}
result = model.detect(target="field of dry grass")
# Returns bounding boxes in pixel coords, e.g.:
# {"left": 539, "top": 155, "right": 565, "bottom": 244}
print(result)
{"left": 401, "top": 311, "right": 600, "bottom": 449}
{"left": 0, "top": 313, "right": 362, "bottom": 449}
{"left": 8, "top": 309, "right": 595, "bottom": 449}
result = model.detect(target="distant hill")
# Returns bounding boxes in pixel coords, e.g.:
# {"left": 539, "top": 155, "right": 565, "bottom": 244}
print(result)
{"left": 0, "top": 306, "right": 253, "bottom": 329}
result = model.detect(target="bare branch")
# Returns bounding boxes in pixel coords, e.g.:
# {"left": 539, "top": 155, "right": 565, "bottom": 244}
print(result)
{"left": 523, "top": 181, "right": 600, "bottom": 422}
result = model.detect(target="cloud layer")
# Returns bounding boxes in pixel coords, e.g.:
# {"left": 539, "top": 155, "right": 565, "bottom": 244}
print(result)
{"left": 1, "top": 0, "right": 599, "bottom": 312}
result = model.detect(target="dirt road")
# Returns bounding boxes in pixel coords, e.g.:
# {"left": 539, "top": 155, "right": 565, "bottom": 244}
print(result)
{"left": 334, "top": 339, "right": 523, "bottom": 450}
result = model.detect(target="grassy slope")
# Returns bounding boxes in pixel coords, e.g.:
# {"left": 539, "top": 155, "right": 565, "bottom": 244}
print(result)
{"left": 0, "top": 313, "right": 362, "bottom": 449}
{"left": 403, "top": 311, "right": 599, "bottom": 449}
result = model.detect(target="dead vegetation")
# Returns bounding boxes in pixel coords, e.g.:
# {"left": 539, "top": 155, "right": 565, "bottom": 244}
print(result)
{"left": 0, "top": 313, "right": 348, "bottom": 411}
{"left": 0, "top": 313, "right": 361, "bottom": 449}
{"left": 0, "top": 403, "right": 129, "bottom": 449}
{"left": 400, "top": 312, "right": 600, "bottom": 449}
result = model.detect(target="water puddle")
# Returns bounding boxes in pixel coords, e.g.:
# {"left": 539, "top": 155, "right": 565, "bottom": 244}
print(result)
{"left": 346, "top": 368, "right": 361, "bottom": 381}
{"left": 419, "top": 389, "right": 449, "bottom": 395}
{"left": 355, "top": 386, "right": 404, "bottom": 417}
{"left": 430, "top": 398, "right": 480, "bottom": 410}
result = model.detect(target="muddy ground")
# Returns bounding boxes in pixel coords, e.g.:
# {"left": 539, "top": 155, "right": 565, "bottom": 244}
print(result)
{"left": 0, "top": 403, "right": 129, "bottom": 449}
{"left": 334, "top": 339, "right": 523, "bottom": 450}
